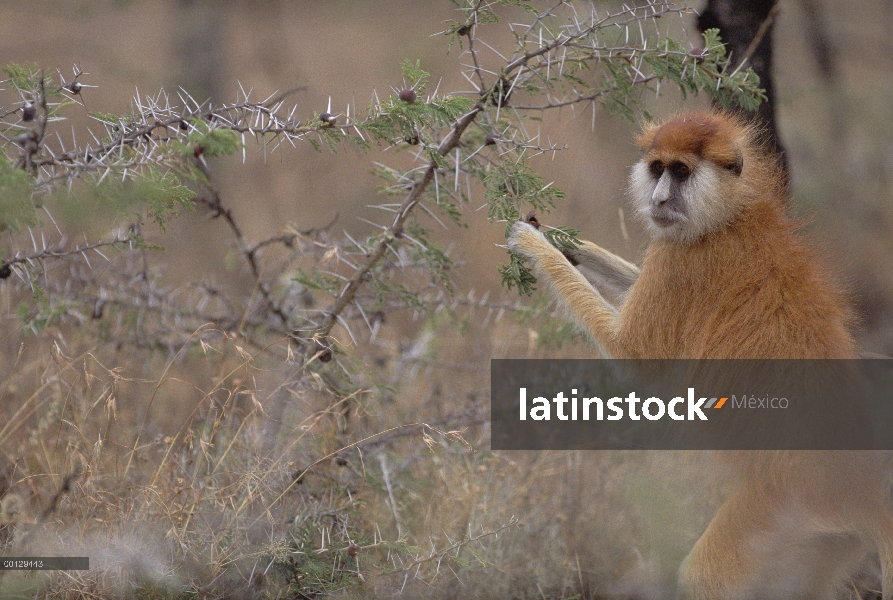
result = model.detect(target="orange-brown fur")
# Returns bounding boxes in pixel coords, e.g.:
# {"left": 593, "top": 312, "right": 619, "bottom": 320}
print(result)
{"left": 638, "top": 112, "right": 744, "bottom": 174}
{"left": 507, "top": 111, "right": 893, "bottom": 599}
{"left": 623, "top": 111, "right": 854, "bottom": 359}
{"left": 620, "top": 200, "right": 855, "bottom": 359}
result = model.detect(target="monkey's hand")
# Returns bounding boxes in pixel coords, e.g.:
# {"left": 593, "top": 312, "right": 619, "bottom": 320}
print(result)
{"left": 507, "top": 219, "right": 625, "bottom": 354}
{"left": 507, "top": 220, "right": 554, "bottom": 260}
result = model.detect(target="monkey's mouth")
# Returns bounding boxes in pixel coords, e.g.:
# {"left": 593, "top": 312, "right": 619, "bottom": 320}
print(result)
{"left": 650, "top": 210, "right": 685, "bottom": 228}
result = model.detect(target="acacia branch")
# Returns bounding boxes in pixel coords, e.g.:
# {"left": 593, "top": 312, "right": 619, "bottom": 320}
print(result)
{"left": 191, "top": 159, "right": 291, "bottom": 327}
{"left": 393, "top": 517, "right": 520, "bottom": 573}
{"left": 310, "top": 105, "right": 482, "bottom": 342}
{"left": 0, "top": 232, "right": 131, "bottom": 271}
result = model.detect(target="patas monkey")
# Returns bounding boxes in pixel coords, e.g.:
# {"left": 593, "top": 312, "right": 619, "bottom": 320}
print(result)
{"left": 508, "top": 111, "right": 893, "bottom": 599}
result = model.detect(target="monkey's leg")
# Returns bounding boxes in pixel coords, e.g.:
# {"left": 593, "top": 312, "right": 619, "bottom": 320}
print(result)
{"left": 508, "top": 221, "right": 627, "bottom": 357}
{"left": 564, "top": 240, "right": 640, "bottom": 309}
{"left": 678, "top": 480, "right": 875, "bottom": 600}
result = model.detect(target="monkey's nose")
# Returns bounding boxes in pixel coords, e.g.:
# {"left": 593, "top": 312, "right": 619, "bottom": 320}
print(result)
{"left": 652, "top": 195, "right": 669, "bottom": 207}
{"left": 651, "top": 174, "right": 673, "bottom": 207}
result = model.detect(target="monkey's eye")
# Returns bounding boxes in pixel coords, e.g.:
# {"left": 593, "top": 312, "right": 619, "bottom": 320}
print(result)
{"left": 649, "top": 161, "right": 664, "bottom": 177}
{"left": 671, "top": 162, "right": 691, "bottom": 180}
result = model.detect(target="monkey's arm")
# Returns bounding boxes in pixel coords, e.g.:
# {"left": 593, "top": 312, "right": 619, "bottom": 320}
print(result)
{"left": 564, "top": 240, "right": 639, "bottom": 307}
{"left": 507, "top": 221, "right": 627, "bottom": 357}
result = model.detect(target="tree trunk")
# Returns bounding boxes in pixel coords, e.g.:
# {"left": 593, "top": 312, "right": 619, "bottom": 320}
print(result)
{"left": 697, "top": 0, "right": 788, "bottom": 180}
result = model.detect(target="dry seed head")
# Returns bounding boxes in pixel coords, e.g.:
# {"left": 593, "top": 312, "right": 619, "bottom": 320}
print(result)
{"left": 21, "top": 102, "right": 36, "bottom": 122}
{"left": 399, "top": 88, "right": 417, "bottom": 103}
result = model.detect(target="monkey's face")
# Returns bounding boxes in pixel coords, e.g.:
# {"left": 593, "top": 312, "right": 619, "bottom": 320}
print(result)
{"left": 629, "top": 154, "right": 743, "bottom": 243}
{"left": 629, "top": 112, "right": 749, "bottom": 243}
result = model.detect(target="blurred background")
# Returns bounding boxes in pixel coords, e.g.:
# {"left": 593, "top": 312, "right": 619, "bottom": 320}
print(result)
{"left": 1, "top": 0, "right": 892, "bottom": 597}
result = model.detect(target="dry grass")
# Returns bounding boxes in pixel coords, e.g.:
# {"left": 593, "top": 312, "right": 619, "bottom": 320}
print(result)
{"left": 0, "top": 258, "right": 882, "bottom": 596}
{"left": 0, "top": 311, "right": 735, "bottom": 599}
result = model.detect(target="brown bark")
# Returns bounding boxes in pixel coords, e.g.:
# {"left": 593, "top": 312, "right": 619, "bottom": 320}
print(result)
{"left": 697, "top": 0, "right": 788, "bottom": 182}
